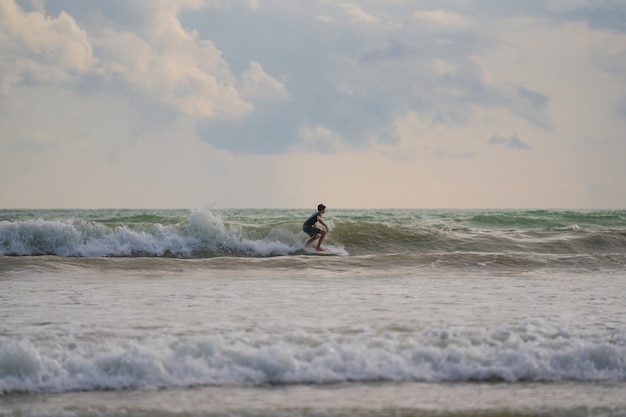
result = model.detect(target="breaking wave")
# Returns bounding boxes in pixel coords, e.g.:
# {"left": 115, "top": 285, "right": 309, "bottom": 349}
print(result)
{"left": 1, "top": 321, "right": 624, "bottom": 394}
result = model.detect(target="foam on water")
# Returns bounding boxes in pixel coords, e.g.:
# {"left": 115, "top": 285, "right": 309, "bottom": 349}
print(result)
{"left": 0, "top": 208, "right": 313, "bottom": 258}
{"left": 1, "top": 208, "right": 625, "bottom": 259}
{"left": 1, "top": 321, "right": 624, "bottom": 394}
{"left": 2, "top": 208, "right": 625, "bottom": 416}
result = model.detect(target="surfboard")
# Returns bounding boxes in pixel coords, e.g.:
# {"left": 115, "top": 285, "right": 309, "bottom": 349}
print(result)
{"left": 303, "top": 245, "right": 346, "bottom": 256}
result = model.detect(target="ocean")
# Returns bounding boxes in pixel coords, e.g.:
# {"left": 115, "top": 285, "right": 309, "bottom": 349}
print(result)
{"left": 0, "top": 208, "right": 625, "bottom": 417}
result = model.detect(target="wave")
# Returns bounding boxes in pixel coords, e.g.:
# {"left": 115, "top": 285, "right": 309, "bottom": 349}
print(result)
{"left": 0, "top": 209, "right": 306, "bottom": 258}
{"left": 335, "top": 222, "right": 626, "bottom": 255}
{"left": 1, "top": 208, "right": 625, "bottom": 259}
{"left": 0, "top": 321, "right": 624, "bottom": 394}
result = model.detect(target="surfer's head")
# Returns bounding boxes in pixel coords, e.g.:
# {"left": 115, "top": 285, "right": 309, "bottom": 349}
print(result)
{"left": 318, "top": 204, "right": 326, "bottom": 212}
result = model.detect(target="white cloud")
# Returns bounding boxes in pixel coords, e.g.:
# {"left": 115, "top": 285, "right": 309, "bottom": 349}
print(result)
{"left": 0, "top": 0, "right": 96, "bottom": 93}
{"left": 0, "top": 0, "right": 278, "bottom": 120}
{"left": 96, "top": 26, "right": 252, "bottom": 120}
{"left": 339, "top": 3, "right": 379, "bottom": 24}
{"left": 93, "top": 1, "right": 256, "bottom": 120}
{"left": 239, "top": 61, "right": 289, "bottom": 102}
{"left": 383, "top": 110, "right": 481, "bottom": 162}
{"left": 296, "top": 123, "right": 345, "bottom": 153}
{"left": 412, "top": 9, "right": 470, "bottom": 30}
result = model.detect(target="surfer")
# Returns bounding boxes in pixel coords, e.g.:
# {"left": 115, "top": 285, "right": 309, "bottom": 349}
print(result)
{"left": 303, "top": 204, "right": 329, "bottom": 252}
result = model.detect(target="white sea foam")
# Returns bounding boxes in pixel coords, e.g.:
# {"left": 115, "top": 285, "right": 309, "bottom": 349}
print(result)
{"left": 563, "top": 224, "right": 582, "bottom": 231}
{"left": 0, "top": 209, "right": 304, "bottom": 257}
{"left": 1, "top": 323, "right": 624, "bottom": 394}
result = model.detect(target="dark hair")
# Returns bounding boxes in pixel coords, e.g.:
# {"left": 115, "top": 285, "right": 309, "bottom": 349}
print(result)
{"left": 318, "top": 204, "right": 326, "bottom": 211}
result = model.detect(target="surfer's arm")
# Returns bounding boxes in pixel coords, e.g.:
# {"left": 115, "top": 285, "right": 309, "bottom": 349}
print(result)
{"left": 318, "top": 216, "right": 329, "bottom": 230}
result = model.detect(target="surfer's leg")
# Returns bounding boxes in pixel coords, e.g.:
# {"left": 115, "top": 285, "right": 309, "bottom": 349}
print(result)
{"left": 305, "top": 227, "right": 321, "bottom": 246}
{"left": 315, "top": 230, "right": 326, "bottom": 251}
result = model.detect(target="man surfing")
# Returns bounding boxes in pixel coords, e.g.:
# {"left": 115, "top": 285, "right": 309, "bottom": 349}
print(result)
{"left": 303, "top": 204, "right": 329, "bottom": 252}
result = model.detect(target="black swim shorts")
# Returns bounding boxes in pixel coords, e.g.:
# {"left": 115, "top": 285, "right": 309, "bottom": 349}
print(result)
{"left": 303, "top": 226, "right": 321, "bottom": 237}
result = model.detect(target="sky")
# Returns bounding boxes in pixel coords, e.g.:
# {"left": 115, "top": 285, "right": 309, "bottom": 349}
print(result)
{"left": 1, "top": 0, "right": 626, "bottom": 209}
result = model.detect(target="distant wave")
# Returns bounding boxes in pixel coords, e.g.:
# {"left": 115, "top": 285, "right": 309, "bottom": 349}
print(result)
{"left": 333, "top": 221, "right": 626, "bottom": 255}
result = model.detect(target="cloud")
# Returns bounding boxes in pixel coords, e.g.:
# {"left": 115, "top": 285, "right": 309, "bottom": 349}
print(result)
{"left": 339, "top": 3, "right": 379, "bottom": 24}
{"left": 2, "top": 1, "right": 626, "bottom": 209}
{"left": 1, "top": 0, "right": 286, "bottom": 121}
{"left": 0, "top": 0, "right": 96, "bottom": 93}
{"left": 546, "top": 0, "right": 626, "bottom": 32}
{"left": 413, "top": 9, "right": 470, "bottom": 30}
{"left": 357, "top": 39, "right": 416, "bottom": 64}
{"left": 296, "top": 124, "right": 345, "bottom": 153}
{"left": 90, "top": 1, "right": 260, "bottom": 121}
{"left": 509, "top": 86, "right": 554, "bottom": 131}
{"left": 95, "top": 26, "right": 253, "bottom": 120}
{"left": 239, "top": 61, "right": 289, "bottom": 102}
{"left": 196, "top": 102, "right": 301, "bottom": 154}
{"left": 178, "top": 2, "right": 556, "bottom": 154}
{"left": 489, "top": 134, "right": 532, "bottom": 150}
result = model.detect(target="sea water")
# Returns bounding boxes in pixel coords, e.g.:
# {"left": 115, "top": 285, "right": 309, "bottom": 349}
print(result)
{"left": 0, "top": 208, "right": 625, "bottom": 416}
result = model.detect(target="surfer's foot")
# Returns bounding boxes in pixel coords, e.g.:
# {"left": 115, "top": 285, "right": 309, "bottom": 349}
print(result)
{"left": 315, "top": 248, "right": 326, "bottom": 252}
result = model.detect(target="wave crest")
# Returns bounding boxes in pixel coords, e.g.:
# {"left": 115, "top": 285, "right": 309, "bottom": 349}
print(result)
{"left": 1, "top": 209, "right": 625, "bottom": 258}
{"left": 0, "top": 209, "right": 302, "bottom": 258}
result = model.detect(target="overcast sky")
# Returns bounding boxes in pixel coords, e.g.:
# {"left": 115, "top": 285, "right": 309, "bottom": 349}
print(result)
{"left": 1, "top": 0, "right": 625, "bottom": 209}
